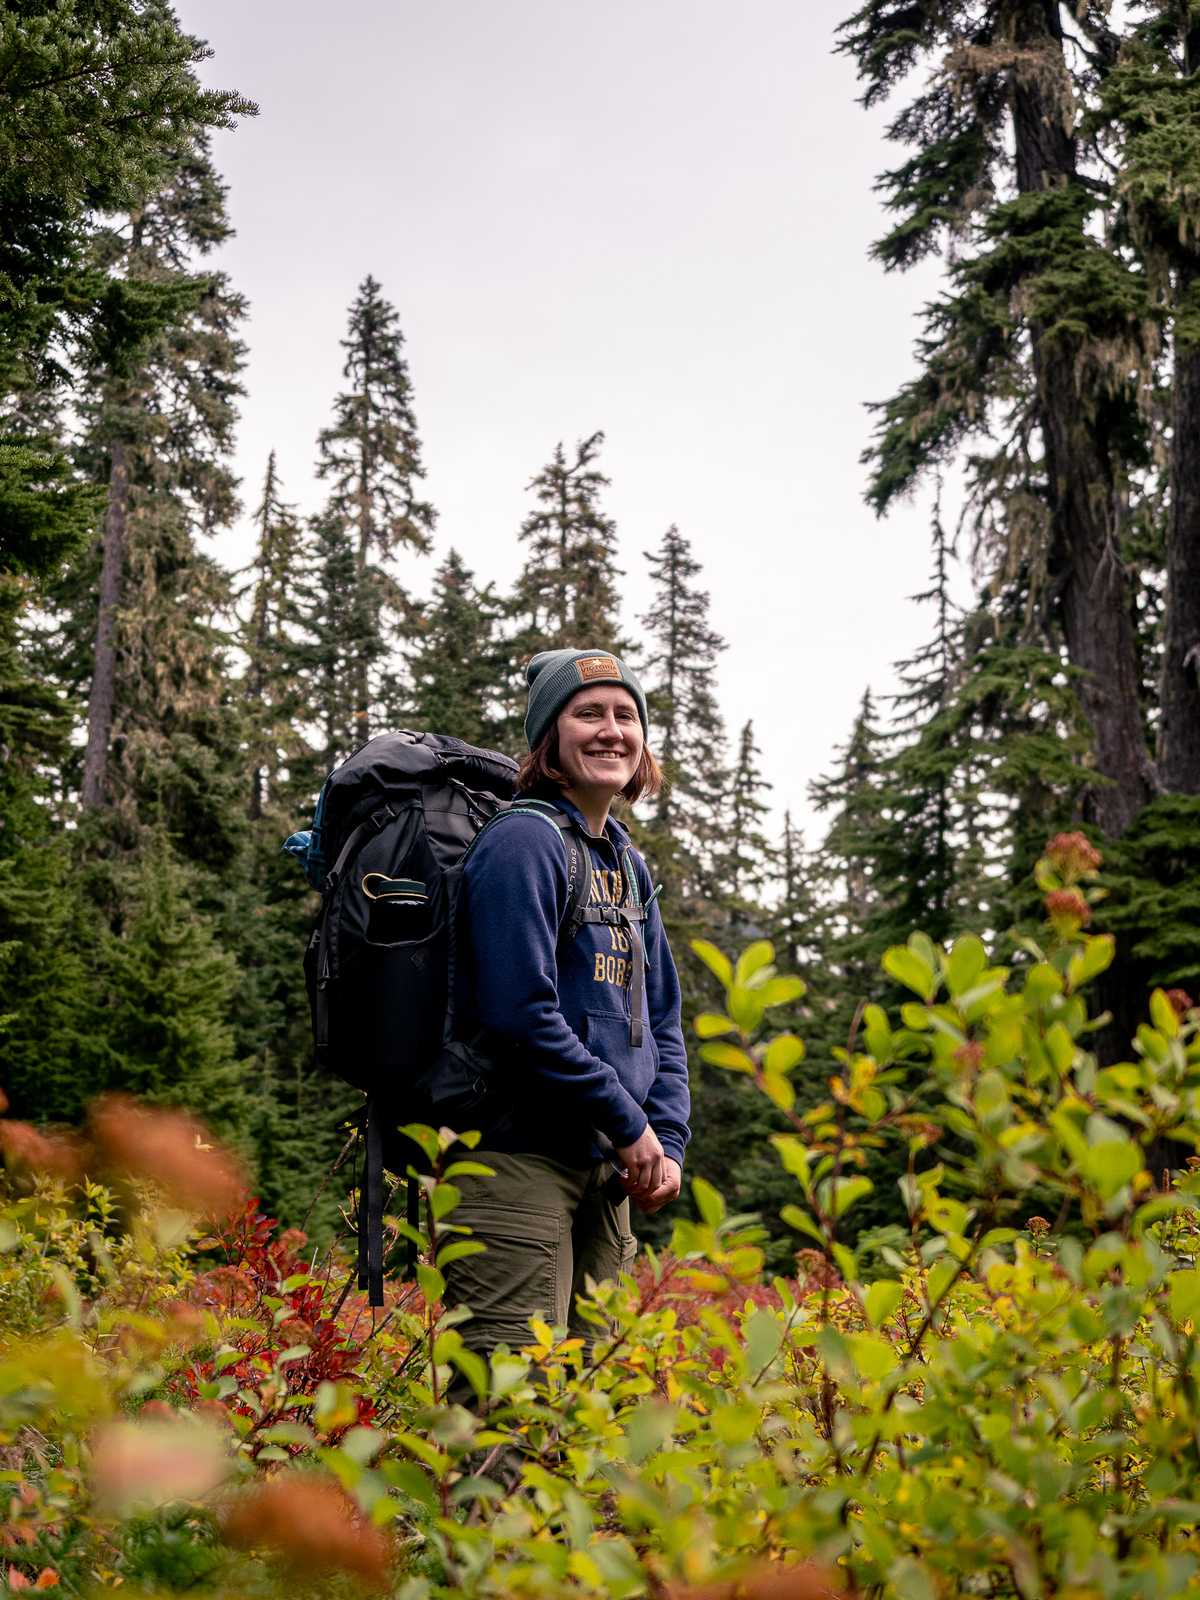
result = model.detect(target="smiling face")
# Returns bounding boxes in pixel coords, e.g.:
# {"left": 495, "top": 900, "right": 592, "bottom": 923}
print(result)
{"left": 554, "top": 683, "right": 644, "bottom": 802}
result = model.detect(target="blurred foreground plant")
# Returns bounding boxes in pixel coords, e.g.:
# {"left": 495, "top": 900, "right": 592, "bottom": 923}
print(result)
{"left": 0, "top": 839, "right": 1198, "bottom": 1597}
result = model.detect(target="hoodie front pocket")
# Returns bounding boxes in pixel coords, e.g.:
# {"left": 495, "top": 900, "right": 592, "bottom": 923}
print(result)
{"left": 583, "top": 1011, "right": 656, "bottom": 1105}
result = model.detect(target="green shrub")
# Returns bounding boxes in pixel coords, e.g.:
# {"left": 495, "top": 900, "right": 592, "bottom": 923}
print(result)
{"left": 1, "top": 835, "right": 1198, "bottom": 1598}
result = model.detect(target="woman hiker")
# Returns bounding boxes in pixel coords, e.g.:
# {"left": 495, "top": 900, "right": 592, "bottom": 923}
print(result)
{"left": 443, "top": 647, "right": 691, "bottom": 1365}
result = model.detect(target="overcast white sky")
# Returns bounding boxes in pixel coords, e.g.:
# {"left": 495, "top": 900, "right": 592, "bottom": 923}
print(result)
{"left": 181, "top": 0, "right": 954, "bottom": 839}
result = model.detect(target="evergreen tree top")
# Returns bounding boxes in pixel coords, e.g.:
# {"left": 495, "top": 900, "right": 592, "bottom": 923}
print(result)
{"left": 510, "top": 430, "right": 626, "bottom": 653}
{"left": 316, "top": 275, "right": 436, "bottom": 559}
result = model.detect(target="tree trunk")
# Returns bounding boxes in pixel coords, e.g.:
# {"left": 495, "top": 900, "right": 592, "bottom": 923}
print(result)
{"left": 1009, "top": 0, "right": 1152, "bottom": 836}
{"left": 81, "top": 441, "right": 129, "bottom": 810}
{"left": 1159, "top": 19, "right": 1200, "bottom": 795}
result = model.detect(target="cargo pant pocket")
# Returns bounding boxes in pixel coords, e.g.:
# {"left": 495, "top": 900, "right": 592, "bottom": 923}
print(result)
{"left": 441, "top": 1202, "right": 562, "bottom": 1354}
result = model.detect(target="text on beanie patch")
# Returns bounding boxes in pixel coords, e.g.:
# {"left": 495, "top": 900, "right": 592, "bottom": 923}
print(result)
{"left": 576, "top": 655, "right": 621, "bottom": 683}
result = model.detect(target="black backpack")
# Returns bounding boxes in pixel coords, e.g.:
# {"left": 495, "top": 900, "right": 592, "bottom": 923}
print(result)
{"left": 283, "top": 730, "right": 648, "bottom": 1303}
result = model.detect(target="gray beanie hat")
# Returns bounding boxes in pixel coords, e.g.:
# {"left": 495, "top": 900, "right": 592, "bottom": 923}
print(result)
{"left": 523, "top": 648, "right": 649, "bottom": 750}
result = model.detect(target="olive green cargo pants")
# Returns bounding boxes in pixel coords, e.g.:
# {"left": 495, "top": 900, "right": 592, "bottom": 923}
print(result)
{"left": 442, "top": 1151, "right": 637, "bottom": 1354}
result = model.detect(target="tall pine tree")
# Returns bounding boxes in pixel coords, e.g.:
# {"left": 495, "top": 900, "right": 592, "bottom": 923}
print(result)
{"left": 638, "top": 525, "right": 729, "bottom": 905}
{"left": 837, "top": 0, "right": 1158, "bottom": 838}
{"left": 58, "top": 137, "right": 248, "bottom": 874}
{"left": 315, "top": 276, "right": 435, "bottom": 751}
{"left": 509, "top": 431, "right": 626, "bottom": 666}
{"left": 239, "top": 450, "right": 314, "bottom": 822}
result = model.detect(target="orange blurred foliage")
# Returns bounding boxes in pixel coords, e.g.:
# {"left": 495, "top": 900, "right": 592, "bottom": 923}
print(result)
{"left": 88, "top": 1095, "right": 245, "bottom": 1217}
{"left": 90, "top": 1420, "right": 230, "bottom": 1512}
{"left": 0, "top": 1122, "right": 83, "bottom": 1181}
{"left": 669, "top": 1564, "right": 846, "bottom": 1600}
{"left": 222, "top": 1475, "right": 390, "bottom": 1587}
{"left": 5, "top": 1567, "right": 61, "bottom": 1589}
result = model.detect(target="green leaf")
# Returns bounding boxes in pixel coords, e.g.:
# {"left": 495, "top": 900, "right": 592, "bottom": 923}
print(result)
{"left": 691, "top": 1176, "right": 726, "bottom": 1227}
{"left": 734, "top": 940, "right": 775, "bottom": 984}
{"left": 691, "top": 939, "right": 732, "bottom": 988}
{"left": 890, "top": 1556, "right": 936, "bottom": 1600}
{"left": 694, "top": 1012, "right": 737, "bottom": 1039}
{"left": 1080, "top": 1137, "right": 1142, "bottom": 1200}
{"left": 727, "top": 984, "right": 766, "bottom": 1032}
{"left": 945, "top": 934, "right": 987, "bottom": 996}
{"left": 757, "top": 976, "right": 805, "bottom": 1007}
{"left": 430, "top": 1182, "right": 460, "bottom": 1220}
{"left": 1067, "top": 934, "right": 1114, "bottom": 990}
{"left": 764, "top": 1033, "right": 805, "bottom": 1074}
{"left": 831, "top": 1242, "right": 858, "bottom": 1283}
{"left": 771, "top": 1134, "right": 811, "bottom": 1188}
{"left": 449, "top": 1345, "right": 489, "bottom": 1402}
{"left": 698, "top": 1042, "right": 756, "bottom": 1073}
{"left": 864, "top": 1280, "right": 903, "bottom": 1328}
{"left": 780, "top": 1203, "right": 825, "bottom": 1244}
{"left": 762, "top": 1072, "right": 795, "bottom": 1111}
{"left": 862, "top": 1003, "right": 893, "bottom": 1060}
{"left": 1168, "top": 1269, "right": 1200, "bottom": 1325}
{"left": 398, "top": 1123, "right": 440, "bottom": 1165}
{"left": 436, "top": 1239, "right": 486, "bottom": 1269}
{"left": 819, "top": 1174, "right": 873, "bottom": 1220}
{"left": 1024, "top": 962, "right": 1064, "bottom": 1005}
{"left": 1150, "top": 988, "right": 1181, "bottom": 1039}
{"left": 416, "top": 1263, "right": 445, "bottom": 1303}
{"left": 443, "top": 1159, "right": 496, "bottom": 1180}
{"left": 259, "top": 1421, "right": 315, "bottom": 1447}
{"left": 743, "top": 1307, "right": 782, "bottom": 1373}
{"left": 383, "top": 1458, "right": 438, "bottom": 1510}
{"left": 883, "top": 945, "right": 936, "bottom": 1002}
{"left": 845, "top": 1331, "right": 898, "bottom": 1381}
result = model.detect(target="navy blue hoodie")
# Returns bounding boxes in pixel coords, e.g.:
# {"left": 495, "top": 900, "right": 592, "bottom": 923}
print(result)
{"left": 460, "top": 795, "right": 690, "bottom": 1169}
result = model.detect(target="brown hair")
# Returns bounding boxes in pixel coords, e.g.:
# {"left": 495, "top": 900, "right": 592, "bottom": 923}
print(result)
{"left": 516, "top": 727, "right": 663, "bottom": 807}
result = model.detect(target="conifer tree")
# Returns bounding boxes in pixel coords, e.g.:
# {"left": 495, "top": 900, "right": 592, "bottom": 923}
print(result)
{"left": 638, "top": 525, "right": 729, "bottom": 903}
{"left": 865, "top": 500, "right": 984, "bottom": 948}
{"left": 239, "top": 451, "right": 314, "bottom": 821}
{"left": 810, "top": 689, "right": 885, "bottom": 950}
{"left": 1098, "top": 4, "right": 1200, "bottom": 793}
{"left": 95, "top": 834, "right": 249, "bottom": 1142}
{"left": 720, "top": 720, "right": 777, "bottom": 913}
{"left": 57, "top": 138, "right": 247, "bottom": 869}
{"left": 774, "top": 811, "right": 823, "bottom": 990}
{"left": 404, "top": 549, "right": 508, "bottom": 748}
{"left": 837, "top": 1, "right": 1157, "bottom": 838}
{"left": 509, "top": 432, "right": 626, "bottom": 662}
{"left": 315, "top": 276, "right": 435, "bottom": 750}
{"left": 301, "top": 509, "right": 362, "bottom": 776}
{"left": 0, "top": 0, "right": 252, "bottom": 573}
{"left": 0, "top": 4, "right": 252, "bottom": 1126}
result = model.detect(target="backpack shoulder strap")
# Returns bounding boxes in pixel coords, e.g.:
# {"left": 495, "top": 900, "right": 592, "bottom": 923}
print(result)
{"left": 461, "top": 799, "right": 589, "bottom": 946}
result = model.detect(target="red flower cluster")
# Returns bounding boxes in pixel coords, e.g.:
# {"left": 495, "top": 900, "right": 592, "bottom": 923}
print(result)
{"left": 1044, "top": 832, "right": 1102, "bottom": 882}
{"left": 1045, "top": 888, "right": 1091, "bottom": 932}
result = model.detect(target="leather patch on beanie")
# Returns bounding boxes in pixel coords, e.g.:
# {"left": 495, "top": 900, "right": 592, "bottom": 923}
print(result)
{"left": 576, "top": 654, "right": 620, "bottom": 683}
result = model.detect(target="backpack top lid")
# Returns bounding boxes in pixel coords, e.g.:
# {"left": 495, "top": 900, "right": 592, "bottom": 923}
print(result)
{"left": 282, "top": 730, "right": 520, "bottom": 890}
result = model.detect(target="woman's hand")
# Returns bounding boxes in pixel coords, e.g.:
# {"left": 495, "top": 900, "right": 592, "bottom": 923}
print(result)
{"left": 633, "top": 1157, "right": 681, "bottom": 1215}
{"left": 615, "top": 1124, "right": 665, "bottom": 1197}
